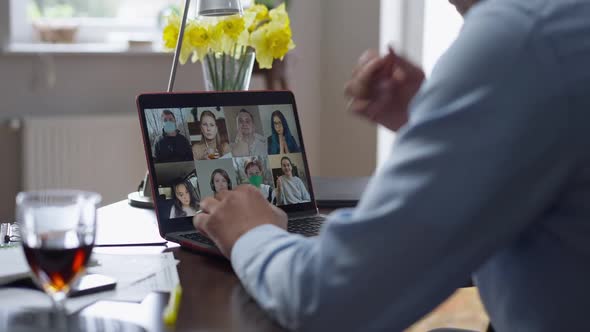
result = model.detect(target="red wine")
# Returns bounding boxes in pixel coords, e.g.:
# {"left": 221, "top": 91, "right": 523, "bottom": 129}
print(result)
{"left": 23, "top": 245, "right": 93, "bottom": 293}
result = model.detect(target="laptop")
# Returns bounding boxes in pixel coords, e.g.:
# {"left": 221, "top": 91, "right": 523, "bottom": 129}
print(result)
{"left": 136, "top": 90, "right": 326, "bottom": 256}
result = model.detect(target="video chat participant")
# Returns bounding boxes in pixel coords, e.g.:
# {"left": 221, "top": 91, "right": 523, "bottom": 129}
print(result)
{"left": 210, "top": 169, "right": 233, "bottom": 194}
{"left": 267, "top": 110, "right": 300, "bottom": 155}
{"left": 193, "top": 0, "right": 590, "bottom": 330}
{"left": 275, "top": 156, "right": 310, "bottom": 205}
{"left": 244, "top": 160, "right": 275, "bottom": 204}
{"left": 153, "top": 110, "right": 193, "bottom": 163}
{"left": 231, "top": 109, "right": 267, "bottom": 157}
{"left": 169, "top": 179, "right": 200, "bottom": 218}
{"left": 192, "top": 110, "right": 231, "bottom": 160}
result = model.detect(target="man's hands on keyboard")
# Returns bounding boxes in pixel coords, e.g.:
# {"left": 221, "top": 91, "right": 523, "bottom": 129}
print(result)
{"left": 194, "top": 185, "right": 288, "bottom": 258}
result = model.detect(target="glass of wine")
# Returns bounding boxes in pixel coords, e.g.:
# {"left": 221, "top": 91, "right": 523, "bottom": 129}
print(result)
{"left": 16, "top": 190, "right": 101, "bottom": 313}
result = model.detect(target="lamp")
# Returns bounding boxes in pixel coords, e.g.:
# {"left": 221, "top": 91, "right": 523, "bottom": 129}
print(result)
{"left": 128, "top": 0, "right": 244, "bottom": 208}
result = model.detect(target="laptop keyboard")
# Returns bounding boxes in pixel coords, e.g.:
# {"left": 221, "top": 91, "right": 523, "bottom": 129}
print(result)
{"left": 288, "top": 215, "right": 326, "bottom": 237}
{"left": 180, "top": 232, "right": 216, "bottom": 247}
{"left": 179, "top": 215, "right": 325, "bottom": 247}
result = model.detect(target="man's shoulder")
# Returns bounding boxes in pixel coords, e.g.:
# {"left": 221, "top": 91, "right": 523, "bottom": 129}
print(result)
{"left": 155, "top": 135, "right": 166, "bottom": 144}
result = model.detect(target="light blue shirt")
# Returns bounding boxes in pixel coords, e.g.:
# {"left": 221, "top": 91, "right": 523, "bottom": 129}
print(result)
{"left": 231, "top": 0, "right": 590, "bottom": 330}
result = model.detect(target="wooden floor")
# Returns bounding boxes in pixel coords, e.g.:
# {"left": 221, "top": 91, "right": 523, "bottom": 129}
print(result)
{"left": 406, "top": 288, "right": 490, "bottom": 332}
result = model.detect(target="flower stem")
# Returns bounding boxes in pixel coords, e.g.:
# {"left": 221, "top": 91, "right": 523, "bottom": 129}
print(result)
{"left": 233, "top": 46, "right": 248, "bottom": 90}
{"left": 206, "top": 53, "right": 217, "bottom": 90}
{"left": 229, "top": 44, "right": 237, "bottom": 91}
{"left": 221, "top": 52, "right": 226, "bottom": 91}
{"left": 212, "top": 53, "right": 220, "bottom": 90}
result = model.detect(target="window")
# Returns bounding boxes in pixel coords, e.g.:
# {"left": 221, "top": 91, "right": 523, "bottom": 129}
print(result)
{"left": 422, "top": 0, "right": 463, "bottom": 76}
{"left": 11, "top": 0, "right": 180, "bottom": 44}
{"left": 377, "top": 0, "right": 463, "bottom": 168}
{"left": 28, "top": 0, "right": 176, "bottom": 20}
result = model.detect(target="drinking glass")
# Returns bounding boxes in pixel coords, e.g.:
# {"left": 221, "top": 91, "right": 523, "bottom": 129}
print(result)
{"left": 206, "top": 146, "right": 220, "bottom": 159}
{"left": 16, "top": 190, "right": 101, "bottom": 313}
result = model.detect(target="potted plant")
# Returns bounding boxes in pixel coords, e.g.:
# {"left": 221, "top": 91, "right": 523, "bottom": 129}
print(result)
{"left": 29, "top": 0, "right": 79, "bottom": 43}
{"left": 161, "top": 1, "right": 295, "bottom": 91}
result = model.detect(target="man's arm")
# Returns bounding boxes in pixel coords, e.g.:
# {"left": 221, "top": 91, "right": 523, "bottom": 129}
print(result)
{"left": 231, "top": 3, "right": 571, "bottom": 331}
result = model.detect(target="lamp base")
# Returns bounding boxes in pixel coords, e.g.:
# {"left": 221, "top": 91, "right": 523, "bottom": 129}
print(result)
{"left": 127, "top": 171, "right": 154, "bottom": 209}
{"left": 127, "top": 191, "right": 154, "bottom": 209}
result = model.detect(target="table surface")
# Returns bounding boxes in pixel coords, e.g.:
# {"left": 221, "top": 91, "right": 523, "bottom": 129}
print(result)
{"left": 82, "top": 246, "right": 284, "bottom": 332}
{"left": 79, "top": 202, "right": 337, "bottom": 332}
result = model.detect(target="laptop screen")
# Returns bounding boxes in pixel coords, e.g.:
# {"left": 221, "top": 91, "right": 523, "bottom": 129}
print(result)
{"left": 143, "top": 98, "right": 315, "bottom": 225}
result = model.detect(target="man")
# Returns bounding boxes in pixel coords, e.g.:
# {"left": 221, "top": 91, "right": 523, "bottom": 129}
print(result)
{"left": 231, "top": 109, "right": 268, "bottom": 157}
{"left": 195, "top": 0, "right": 590, "bottom": 330}
{"left": 153, "top": 110, "right": 193, "bottom": 163}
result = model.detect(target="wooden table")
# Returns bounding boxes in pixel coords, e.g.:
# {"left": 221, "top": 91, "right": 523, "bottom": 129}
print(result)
{"left": 81, "top": 245, "right": 284, "bottom": 332}
{"left": 78, "top": 203, "right": 336, "bottom": 332}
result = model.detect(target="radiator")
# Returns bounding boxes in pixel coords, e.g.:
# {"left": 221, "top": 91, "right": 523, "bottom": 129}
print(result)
{"left": 22, "top": 114, "right": 148, "bottom": 205}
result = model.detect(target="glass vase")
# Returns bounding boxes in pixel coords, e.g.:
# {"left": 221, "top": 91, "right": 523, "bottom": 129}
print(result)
{"left": 201, "top": 48, "right": 255, "bottom": 91}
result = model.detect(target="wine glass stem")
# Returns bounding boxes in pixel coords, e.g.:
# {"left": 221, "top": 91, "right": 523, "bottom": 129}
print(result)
{"left": 52, "top": 292, "right": 68, "bottom": 328}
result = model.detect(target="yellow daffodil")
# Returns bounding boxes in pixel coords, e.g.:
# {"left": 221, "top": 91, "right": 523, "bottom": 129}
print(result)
{"left": 219, "top": 15, "right": 246, "bottom": 40}
{"left": 161, "top": 2, "right": 295, "bottom": 76}
{"left": 184, "top": 21, "right": 212, "bottom": 61}
{"left": 210, "top": 15, "right": 251, "bottom": 54}
{"left": 162, "top": 14, "right": 194, "bottom": 65}
{"left": 245, "top": 4, "right": 269, "bottom": 32}
{"left": 250, "top": 21, "right": 295, "bottom": 69}
{"left": 162, "top": 15, "right": 180, "bottom": 50}
{"left": 269, "top": 3, "right": 290, "bottom": 27}
{"left": 248, "top": 4, "right": 269, "bottom": 21}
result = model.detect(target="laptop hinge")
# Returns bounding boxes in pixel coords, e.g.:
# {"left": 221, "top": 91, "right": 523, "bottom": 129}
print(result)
{"left": 287, "top": 209, "right": 319, "bottom": 219}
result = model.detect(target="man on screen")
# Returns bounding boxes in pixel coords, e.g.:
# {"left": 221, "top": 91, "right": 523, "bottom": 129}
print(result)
{"left": 231, "top": 109, "right": 267, "bottom": 157}
{"left": 153, "top": 110, "right": 193, "bottom": 163}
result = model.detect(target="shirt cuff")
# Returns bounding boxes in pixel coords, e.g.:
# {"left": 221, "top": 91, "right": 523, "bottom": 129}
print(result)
{"left": 231, "top": 224, "right": 290, "bottom": 272}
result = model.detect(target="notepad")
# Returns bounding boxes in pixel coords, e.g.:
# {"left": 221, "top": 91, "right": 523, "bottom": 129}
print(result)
{"left": 0, "top": 246, "right": 30, "bottom": 285}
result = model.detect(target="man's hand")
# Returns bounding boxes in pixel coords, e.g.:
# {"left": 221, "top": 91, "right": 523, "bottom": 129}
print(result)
{"left": 344, "top": 47, "right": 425, "bottom": 132}
{"left": 193, "top": 185, "right": 288, "bottom": 258}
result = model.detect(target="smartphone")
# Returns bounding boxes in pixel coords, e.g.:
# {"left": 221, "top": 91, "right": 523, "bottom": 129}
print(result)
{"left": 69, "top": 274, "right": 117, "bottom": 297}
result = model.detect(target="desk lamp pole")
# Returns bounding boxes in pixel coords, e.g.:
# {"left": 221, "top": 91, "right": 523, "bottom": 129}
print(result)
{"left": 167, "top": 0, "right": 192, "bottom": 93}
{"left": 128, "top": 0, "right": 242, "bottom": 208}
{"left": 128, "top": 0, "right": 191, "bottom": 208}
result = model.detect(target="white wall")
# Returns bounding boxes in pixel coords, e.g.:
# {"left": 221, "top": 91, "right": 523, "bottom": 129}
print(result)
{"left": 319, "top": 0, "right": 380, "bottom": 176}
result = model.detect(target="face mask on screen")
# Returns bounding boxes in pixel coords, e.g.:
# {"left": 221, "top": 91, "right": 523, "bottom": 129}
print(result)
{"left": 163, "top": 121, "right": 177, "bottom": 134}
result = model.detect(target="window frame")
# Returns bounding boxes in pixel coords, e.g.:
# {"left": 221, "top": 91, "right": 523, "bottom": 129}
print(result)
{"left": 7, "top": 0, "right": 175, "bottom": 44}
{"left": 377, "top": 0, "right": 425, "bottom": 169}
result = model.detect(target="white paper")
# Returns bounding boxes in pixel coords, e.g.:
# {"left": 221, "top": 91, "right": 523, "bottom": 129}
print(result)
{"left": 0, "top": 246, "right": 30, "bottom": 285}
{"left": 0, "top": 251, "right": 180, "bottom": 314}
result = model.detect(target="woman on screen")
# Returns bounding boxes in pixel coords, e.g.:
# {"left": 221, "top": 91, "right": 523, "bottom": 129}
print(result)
{"left": 210, "top": 169, "right": 233, "bottom": 194}
{"left": 169, "top": 179, "right": 200, "bottom": 218}
{"left": 267, "top": 110, "right": 300, "bottom": 155}
{"left": 192, "top": 110, "right": 231, "bottom": 160}
{"left": 276, "top": 156, "right": 310, "bottom": 205}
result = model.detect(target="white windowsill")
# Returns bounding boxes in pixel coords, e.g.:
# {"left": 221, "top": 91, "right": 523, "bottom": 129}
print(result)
{"left": 3, "top": 42, "right": 171, "bottom": 56}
